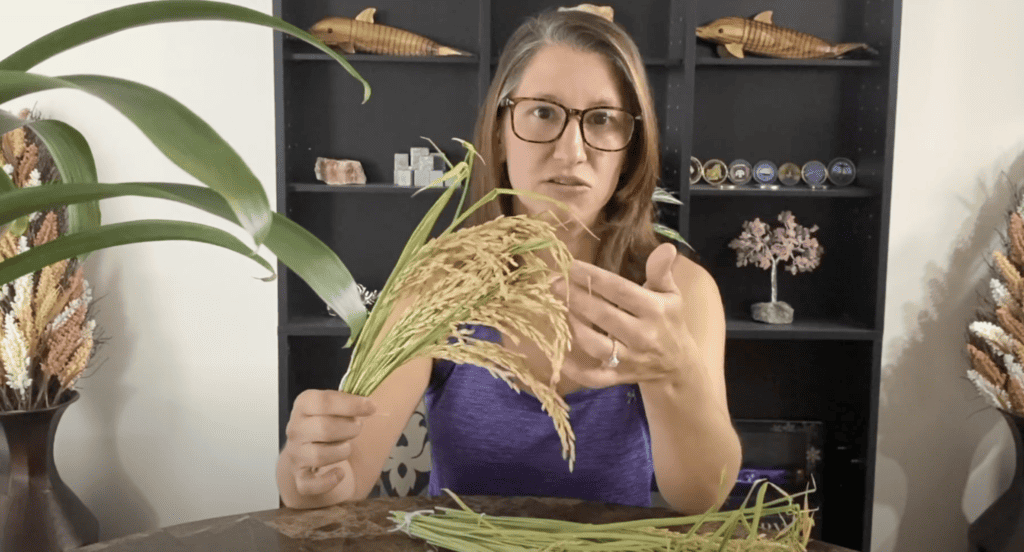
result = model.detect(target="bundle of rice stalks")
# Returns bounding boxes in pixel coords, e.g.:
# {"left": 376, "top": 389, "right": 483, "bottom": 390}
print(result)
{"left": 339, "top": 138, "right": 581, "bottom": 469}
{"left": 966, "top": 180, "right": 1024, "bottom": 415}
{"left": 390, "top": 485, "right": 815, "bottom": 552}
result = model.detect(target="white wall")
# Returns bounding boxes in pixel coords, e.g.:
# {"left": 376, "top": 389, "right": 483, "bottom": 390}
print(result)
{"left": 874, "top": 0, "right": 1024, "bottom": 551}
{"left": 1, "top": 0, "right": 280, "bottom": 539}
{"left": 3, "top": 0, "right": 1024, "bottom": 549}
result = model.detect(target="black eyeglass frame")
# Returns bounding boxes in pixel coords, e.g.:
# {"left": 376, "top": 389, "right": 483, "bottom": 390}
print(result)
{"left": 499, "top": 96, "right": 642, "bottom": 152}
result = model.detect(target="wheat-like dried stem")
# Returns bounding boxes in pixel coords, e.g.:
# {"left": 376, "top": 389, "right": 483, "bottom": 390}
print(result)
{"left": 997, "top": 307, "right": 1024, "bottom": 346}
{"left": 33, "top": 211, "right": 59, "bottom": 246}
{"left": 58, "top": 331, "right": 93, "bottom": 391}
{"left": 1007, "top": 377, "right": 1024, "bottom": 413}
{"left": 993, "top": 250, "right": 1024, "bottom": 303}
{"left": 15, "top": 143, "right": 37, "bottom": 186}
{"left": 1010, "top": 212, "right": 1024, "bottom": 267}
{"left": 0, "top": 231, "right": 17, "bottom": 260}
{"left": 33, "top": 259, "right": 68, "bottom": 340}
{"left": 40, "top": 301, "right": 87, "bottom": 380}
{"left": 967, "top": 343, "right": 1007, "bottom": 388}
{"left": 1, "top": 127, "right": 26, "bottom": 165}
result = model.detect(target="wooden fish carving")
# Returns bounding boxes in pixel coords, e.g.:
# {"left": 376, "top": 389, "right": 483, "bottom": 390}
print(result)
{"left": 310, "top": 8, "right": 471, "bottom": 56}
{"left": 696, "top": 11, "right": 877, "bottom": 59}
{"left": 557, "top": 4, "right": 615, "bottom": 22}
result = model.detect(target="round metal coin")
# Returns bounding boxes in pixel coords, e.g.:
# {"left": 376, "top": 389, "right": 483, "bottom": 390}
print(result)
{"left": 689, "top": 156, "right": 703, "bottom": 185}
{"left": 778, "top": 162, "right": 802, "bottom": 186}
{"left": 801, "top": 160, "right": 828, "bottom": 188}
{"left": 702, "top": 159, "right": 729, "bottom": 187}
{"left": 827, "top": 157, "right": 857, "bottom": 186}
{"left": 728, "top": 159, "right": 753, "bottom": 185}
{"left": 752, "top": 160, "right": 777, "bottom": 185}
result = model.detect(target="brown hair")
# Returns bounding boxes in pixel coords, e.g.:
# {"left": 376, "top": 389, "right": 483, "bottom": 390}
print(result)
{"left": 462, "top": 8, "right": 688, "bottom": 285}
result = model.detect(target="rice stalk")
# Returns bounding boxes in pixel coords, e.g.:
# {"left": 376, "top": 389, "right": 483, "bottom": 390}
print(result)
{"left": 339, "top": 139, "right": 584, "bottom": 469}
{"left": 388, "top": 485, "right": 815, "bottom": 552}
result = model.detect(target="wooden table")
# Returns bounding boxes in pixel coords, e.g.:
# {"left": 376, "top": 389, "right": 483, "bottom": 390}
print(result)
{"left": 76, "top": 495, "right": 858, "bottom": 551}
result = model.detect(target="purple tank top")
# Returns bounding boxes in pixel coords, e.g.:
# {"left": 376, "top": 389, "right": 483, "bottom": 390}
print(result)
{"left": 424, "top": 325, "right": 655, "bottom": 507}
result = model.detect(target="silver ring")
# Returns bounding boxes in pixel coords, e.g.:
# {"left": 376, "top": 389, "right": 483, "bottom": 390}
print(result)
{"left": 603, "top": 338, "right": 620, "bottom": 368}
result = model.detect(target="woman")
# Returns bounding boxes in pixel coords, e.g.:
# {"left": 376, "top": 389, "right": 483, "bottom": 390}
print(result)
{"left": 277, "top": 8, "right": 741, "bottom": 514}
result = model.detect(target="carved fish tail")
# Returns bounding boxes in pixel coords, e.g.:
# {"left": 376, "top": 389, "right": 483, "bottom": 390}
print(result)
{"left": 832, "top": 42, "right": 879, "bottom": 58}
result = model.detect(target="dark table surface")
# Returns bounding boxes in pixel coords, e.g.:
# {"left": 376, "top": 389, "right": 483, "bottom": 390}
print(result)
{"left": 76, "top": 495, "right": 858, "bottom": 552}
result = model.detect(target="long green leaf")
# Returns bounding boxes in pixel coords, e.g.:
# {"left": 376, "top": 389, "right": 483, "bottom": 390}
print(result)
{"left": 0, "top": 220, "right": 275, "bottom": 285}
{"left": 654, "top": 222, "right": 695, "bottom": 252}
{"left": 0, "top": 0, "right": 370, "bottom": 103}
{"left": 265, "top": 216, "right": 367, "bottom": 345}
{"left": 0, "top": 71, "right": 274, "bottom": 247}
{"left": 0, "top": 182, "right": 367, "bottom": 340}
{"left": 0, "top": 111, "right": 102, "bottom": 259}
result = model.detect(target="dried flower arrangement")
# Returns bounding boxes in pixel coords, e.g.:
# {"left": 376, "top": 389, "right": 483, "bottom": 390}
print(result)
{"left": 965, "top": 185, "right": 1024, "bottom": 416}
{"left": 0, "top": 109, "right": 99, "bottom": 411}
{"left": 728, "top": 211, "right": 823, "bottom": 324}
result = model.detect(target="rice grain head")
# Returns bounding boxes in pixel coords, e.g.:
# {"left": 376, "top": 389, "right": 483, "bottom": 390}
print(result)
{"left": 344, "top": 214, "right": 577, "bottom": 468}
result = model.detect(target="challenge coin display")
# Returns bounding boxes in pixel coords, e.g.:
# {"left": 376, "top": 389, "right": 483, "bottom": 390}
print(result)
{"left": 728, "top": 159, "right": 753, "bottom": 185}
{"left": 778, "top": 162, "right": 802, "bottom": 186}
{"left": 752, "top": 160, "right": 779, "bottom": 189}
{"left": 702, "top": 159, "right": 730, "bottom": 187}
{"left": 689, "top": 156, "right": 703, "bottom": 185}
{"left": 801, "top": 160, "right": 828, "bottom": 188}
{"left": 827, "top": 157, "right": 857, "bottom": 186}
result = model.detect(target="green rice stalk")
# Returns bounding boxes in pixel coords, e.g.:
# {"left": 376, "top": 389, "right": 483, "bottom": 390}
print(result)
{"left": 389, "top": 486, "right": 815, "bottom": 552}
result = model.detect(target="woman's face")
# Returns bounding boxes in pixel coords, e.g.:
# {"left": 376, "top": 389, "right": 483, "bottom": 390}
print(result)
{"left": 500, "top": 44, "right": 629, "bottom": 230}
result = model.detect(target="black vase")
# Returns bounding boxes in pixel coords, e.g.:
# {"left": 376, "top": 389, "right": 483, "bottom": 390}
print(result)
{"left": 0, "top": 391, "right": 99, "bottom": 552}
{"left": 968, "top": 409, "right": 1024, "bottom": 552}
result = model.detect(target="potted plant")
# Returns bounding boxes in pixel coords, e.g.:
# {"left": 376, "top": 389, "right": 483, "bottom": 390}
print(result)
{"left": 0, "top": 2, "right": 373, "bottom": 550}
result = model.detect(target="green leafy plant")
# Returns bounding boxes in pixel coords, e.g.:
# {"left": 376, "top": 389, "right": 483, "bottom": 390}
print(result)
{"left": 0, "top": 0, "right": 374, "bottom": 346}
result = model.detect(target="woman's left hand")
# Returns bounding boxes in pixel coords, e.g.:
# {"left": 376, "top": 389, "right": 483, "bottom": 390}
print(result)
{"left": 551, "top": 242, "right": 696, "bottom": 388}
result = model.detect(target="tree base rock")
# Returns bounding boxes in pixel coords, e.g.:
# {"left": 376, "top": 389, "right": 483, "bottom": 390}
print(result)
{"left": 751, "top": 301, "right": 794, "bottom": 324}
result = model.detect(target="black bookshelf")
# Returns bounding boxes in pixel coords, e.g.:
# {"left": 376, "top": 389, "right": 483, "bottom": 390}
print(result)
{"left": 273, "top": 1, "right": 900, "bottom": 549}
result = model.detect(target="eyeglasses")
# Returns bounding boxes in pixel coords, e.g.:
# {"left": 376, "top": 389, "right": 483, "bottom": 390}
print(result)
{"left": 499, "top": 97, "right": 641, "bottom": 152}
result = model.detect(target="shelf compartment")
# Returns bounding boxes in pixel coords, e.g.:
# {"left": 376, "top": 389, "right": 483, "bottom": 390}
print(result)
{"left": 283, "top": 61, "right": 478, "bottom": 184}
{"left": 688, "top": 195, "right": 882, "bottom": 329}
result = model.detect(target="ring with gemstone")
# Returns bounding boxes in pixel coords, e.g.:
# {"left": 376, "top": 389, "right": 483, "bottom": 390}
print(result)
{"left": 604, "top": 338, "right": 620, "bottom": 368}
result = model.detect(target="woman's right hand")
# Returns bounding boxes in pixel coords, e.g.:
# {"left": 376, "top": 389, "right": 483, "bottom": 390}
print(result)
{"left": 279, "top": 389, "right": 377, "bottom": 503}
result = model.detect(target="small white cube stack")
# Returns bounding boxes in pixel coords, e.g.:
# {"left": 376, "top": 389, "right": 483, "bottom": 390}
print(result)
{"left": 394, "top": 147, "right": 455, "bottom": 187}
